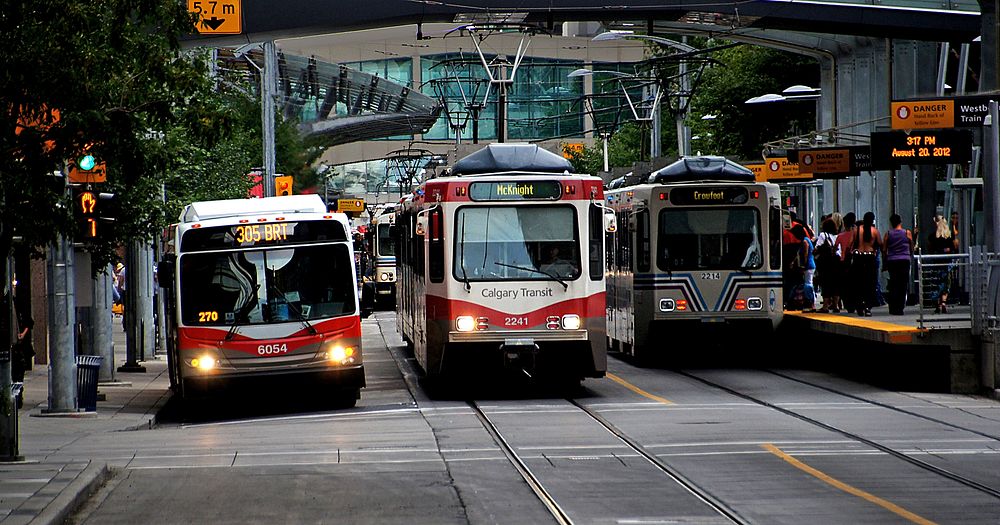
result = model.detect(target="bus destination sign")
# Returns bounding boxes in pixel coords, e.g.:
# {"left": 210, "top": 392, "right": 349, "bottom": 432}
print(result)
{"left": 469, "top": 181, "right": 562, "bottom": 201}
{"left": 181, "top": 221, "right": 348, "bottom": 251}
{"left": 870, "top": 129, "right": 973, "bottom": 169}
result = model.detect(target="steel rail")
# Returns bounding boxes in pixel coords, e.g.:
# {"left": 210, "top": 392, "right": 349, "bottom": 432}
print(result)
{"left": 680, "top": 370, "right": 1000, "bottom": 500}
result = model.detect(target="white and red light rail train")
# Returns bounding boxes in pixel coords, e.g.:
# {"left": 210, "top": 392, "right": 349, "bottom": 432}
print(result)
{"left": 395, "top": 144, "right": 614, "bottom": 383}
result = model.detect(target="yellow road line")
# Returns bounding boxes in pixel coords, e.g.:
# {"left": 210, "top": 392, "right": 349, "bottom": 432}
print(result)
{"left": 762, "top": 443, "right": 937, "bottom": 525}
{"left": 607, "top": 373, "right": 674, "bottom": 405}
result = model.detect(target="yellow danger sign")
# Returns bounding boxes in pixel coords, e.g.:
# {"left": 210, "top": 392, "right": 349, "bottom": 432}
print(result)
{"left": 798, "top": 149, "right": 850, "bottom": 174}
{"left": 189, "top": 0, "right": 242, "bottom": 35}
{"left": 891, "top": 100, "right": 954, "bottom": 130}
{"left": 744, "top": 163, "right": 765, "bottom": 182}
{"left": 763, "top": 157, "right": 810, "bottom": 181}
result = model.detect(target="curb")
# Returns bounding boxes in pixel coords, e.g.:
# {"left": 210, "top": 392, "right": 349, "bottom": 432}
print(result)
{"left": 30, "top": 462, "right": 109, "bottom": 525}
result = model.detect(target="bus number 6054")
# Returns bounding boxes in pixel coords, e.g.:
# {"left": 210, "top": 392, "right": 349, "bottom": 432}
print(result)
{"left": 258, "top": 344, "right": 288, "bottom": 355}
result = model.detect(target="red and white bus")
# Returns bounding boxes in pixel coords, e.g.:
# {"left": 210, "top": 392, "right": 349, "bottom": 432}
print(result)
{"left": 159, "top": 195, "right": 364, "bottom": 404}
{"left": 395, "top": 144, "right": 613, "bottom": 384}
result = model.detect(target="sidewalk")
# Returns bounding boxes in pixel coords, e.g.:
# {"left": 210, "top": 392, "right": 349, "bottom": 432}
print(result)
{"left": 0, "top": 319, "right": 171, "bottom": 524}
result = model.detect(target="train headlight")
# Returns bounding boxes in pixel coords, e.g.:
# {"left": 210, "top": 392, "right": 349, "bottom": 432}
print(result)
{"left": 190, "top": 356, "right": 216, "bottom": 371}
{"left": 659, "top": 298, "right": 675, "bottom": 312}
{"left": 747, "top": 297, "right": 763, "bottom": 311}
{"left": 561, "top": 314, "right": 582, "bottom": 330}
{"left": 456, "top": 316, "right": 476, "bottom": 332}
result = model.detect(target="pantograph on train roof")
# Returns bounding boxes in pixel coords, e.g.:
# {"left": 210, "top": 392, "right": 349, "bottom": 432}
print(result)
{"left": 450, "top": 143, "right": 575, "bottom": 176}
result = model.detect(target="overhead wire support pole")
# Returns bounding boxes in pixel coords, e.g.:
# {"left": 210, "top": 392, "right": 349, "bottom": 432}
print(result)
{"left": 263, "top": 41, "right": 278, "bottom": 197}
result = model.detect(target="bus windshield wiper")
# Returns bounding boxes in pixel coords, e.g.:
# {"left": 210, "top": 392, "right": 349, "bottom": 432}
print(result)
{"left": 268, "top": 283, "right": 317, "bottom": 335}
{"left": 225, "top": 285, "right": 260, "bottom": 342}
{"left": 493, "top": 261, "right": 568, "bottom": 291}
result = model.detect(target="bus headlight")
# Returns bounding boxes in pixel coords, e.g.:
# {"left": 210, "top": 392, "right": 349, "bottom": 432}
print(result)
{"left": 190, "top": 356, "right": 216, "bottom": 371}
{"left": 456, "top": 316, "right": 476, "bottom": 332}
{"left": 561, "top": 314, "right": 582, "bottom": 330}
{"left": 327, "top": 345, "right": 356, "bottom": 364}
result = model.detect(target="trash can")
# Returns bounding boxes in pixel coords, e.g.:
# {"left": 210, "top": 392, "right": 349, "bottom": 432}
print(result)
{"left": 76, "top": 355, "right": 104, "bottom": 412}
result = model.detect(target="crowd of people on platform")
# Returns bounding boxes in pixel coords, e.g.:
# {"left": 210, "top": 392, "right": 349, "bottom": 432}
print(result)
{"left": 782, "top": 209, "right": 961, "bottom": 316}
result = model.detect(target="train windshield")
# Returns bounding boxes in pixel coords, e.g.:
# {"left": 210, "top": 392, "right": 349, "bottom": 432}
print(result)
{"left": 376, "top": 224, "right": 395, "bottom": 257}
{"left": 454, "top": 205, "right": 581, "bottom": 281}
{"left": 178, "top": 244, "right": 356, "bottom": 326}
{"left": 657, "top": 208, "right": 762, "bottom": 271}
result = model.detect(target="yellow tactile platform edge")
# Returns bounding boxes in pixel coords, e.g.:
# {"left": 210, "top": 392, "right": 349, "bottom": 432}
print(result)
{"left": 783, "top": 311, "right": 926, "bottom": 344}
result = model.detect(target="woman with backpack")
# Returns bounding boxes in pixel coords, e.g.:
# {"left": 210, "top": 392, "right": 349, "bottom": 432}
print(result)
{"left": 814, "top": 218, "right": 840, "bottom": 313}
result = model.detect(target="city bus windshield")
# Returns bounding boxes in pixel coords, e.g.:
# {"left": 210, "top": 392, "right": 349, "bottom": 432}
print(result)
{"left": 454, "top": 205, "right": 580, "bottom": 281}
{"left": 179, "top": 244, "right": 356, "bottom": 326}
{"left": 657, "top": 208, "right": 762, "bottom": 271}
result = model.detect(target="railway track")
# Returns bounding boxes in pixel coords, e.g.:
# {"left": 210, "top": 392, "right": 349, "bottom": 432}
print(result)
{"left": 679, "top": 369, "right": 1000, "bottom": 501}
{"left": 469, "top": 399, "right": 750, "bottom": 525}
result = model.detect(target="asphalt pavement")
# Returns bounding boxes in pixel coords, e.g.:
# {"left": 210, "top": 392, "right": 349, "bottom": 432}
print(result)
{"left": 0, "top": 321, "right": 169, "bottom": 525}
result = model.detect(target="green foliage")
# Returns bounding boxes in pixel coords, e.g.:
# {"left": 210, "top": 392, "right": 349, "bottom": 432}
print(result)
{"left": 1, "top": 0, "right": 320, "bottom": 271}
{"left": 566, "top": 122, "right": 647, "bottom": 175}
{"left": 689, "top": 43, "right": 819, "bottom": 161}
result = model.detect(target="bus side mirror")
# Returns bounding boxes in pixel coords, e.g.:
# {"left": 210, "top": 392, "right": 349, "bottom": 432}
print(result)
{"left": 157, "top": 259, "right": 174, "bottom": 288}
{"left": 604, "top": 212, "right": 617, "bottom": 233}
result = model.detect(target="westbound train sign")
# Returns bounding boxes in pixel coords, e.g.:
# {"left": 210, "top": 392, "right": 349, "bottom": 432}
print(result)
{"left": 891, "top": 95, "right": 996, "bottom": 130}
{"left": 870, "top": 128, "right": 974, "bottom": 169}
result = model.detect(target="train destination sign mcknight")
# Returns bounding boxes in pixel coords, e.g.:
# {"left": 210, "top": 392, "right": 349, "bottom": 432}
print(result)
{"left": 870, "top": 129, "right": 973, "bottom": 169}
{"left": 469, "top": 181, "right": 562, "bottom": 201}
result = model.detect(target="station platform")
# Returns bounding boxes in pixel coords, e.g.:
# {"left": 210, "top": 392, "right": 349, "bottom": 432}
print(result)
{"left": 780, "top": 304, "right": 979, "bottom": 394}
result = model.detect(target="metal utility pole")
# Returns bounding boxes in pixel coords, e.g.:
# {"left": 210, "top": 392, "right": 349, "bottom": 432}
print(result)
{"left": 118, "top": 241, "right": 145, "bottom": 373}
{"left": 94, "top": 265, "right": 115, "bottom": 382}
{"left": 262, "top": 41, "right": 278, "bottom": 197}
{"left": 1, "top": 254, "right": 22, "bottom": 460}
{"left": 45, "top": 235, "right": 77, "bottom": 413}
{"left": 987, "top": 101, "right": 1000, "bottom": 252}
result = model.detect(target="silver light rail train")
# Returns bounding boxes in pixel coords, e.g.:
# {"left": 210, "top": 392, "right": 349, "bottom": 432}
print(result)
{"left": 605, "top": 156, "right": 783, "bottom": 362}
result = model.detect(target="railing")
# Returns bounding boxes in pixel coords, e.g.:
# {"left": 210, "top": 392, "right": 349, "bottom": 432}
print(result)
{"left": 914, "top": 252, "right": 969, "bottom": 330}
{"left": 914, "top": 249, "right": 1000, "bottom": 332}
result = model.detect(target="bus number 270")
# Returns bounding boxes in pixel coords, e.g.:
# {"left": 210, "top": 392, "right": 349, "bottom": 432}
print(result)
{"left": 258, "top": 344, "right": 288, "bottom": 355}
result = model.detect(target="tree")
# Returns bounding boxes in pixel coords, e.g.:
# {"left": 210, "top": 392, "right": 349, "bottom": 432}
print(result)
{"left": 689, "top": 43, "right": 819, "bottom": 160}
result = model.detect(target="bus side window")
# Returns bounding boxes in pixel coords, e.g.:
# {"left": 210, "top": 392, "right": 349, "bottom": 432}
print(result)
{"left": 589, "top": 204, "right": 604, "bottom": 280}
{"left": 769, "top": 206, "right": 782, "bottom": 270}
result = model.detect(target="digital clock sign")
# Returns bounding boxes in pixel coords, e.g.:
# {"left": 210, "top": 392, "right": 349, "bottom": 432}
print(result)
{"left": 181, "top": 221, "right": 348, "bottom": 252}
{"left": 870, "top": 129, "right": 973, "bottom": 169}
{"left": 469, "top": 180, "right": 562, "bottom": 201}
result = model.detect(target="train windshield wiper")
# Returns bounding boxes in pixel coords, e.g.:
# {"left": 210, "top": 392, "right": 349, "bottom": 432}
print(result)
{"left": 493, "top": 261, "right": 568, "bottom": 291}
{"left": 268, "top": 283, "right": 317, "bottom": 335}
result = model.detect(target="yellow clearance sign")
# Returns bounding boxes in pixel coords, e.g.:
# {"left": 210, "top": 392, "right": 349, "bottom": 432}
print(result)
{"left": 891, "top": 100, "right": 954, "bottom": 130}
{"left": 798, "top": 149, "right": 850, "bottom": 174}
{"left": 188, "top": 0, "right": 242, "bottom": 35}
{"left": 744, "top": 163, "right": 765, "bottom": 182}
{"left": 763, "top": 157, "right": 810, "bottom": 181}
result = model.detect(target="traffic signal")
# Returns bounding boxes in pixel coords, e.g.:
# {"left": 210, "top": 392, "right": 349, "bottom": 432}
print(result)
{"left": 68, "top": 153, "right": 107, "bottom": 183}
{"left": 72, "top": 188, "right": 118, "bottom": 240}
{"left": 275, "top": 175, "right": 293, "bottom": 196}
